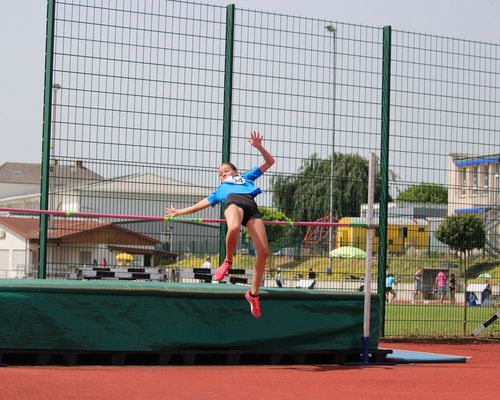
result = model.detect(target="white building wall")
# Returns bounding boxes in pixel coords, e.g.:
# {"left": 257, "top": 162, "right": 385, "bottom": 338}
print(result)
{"left": 0, "top": 182, "right": 39, "bottom": 199}
{"left": 448, "top": 155, "right": 500, "bottom": 214}
{"left": 0, "top": 249, "right": 9, "bottom": 278}
{"left": 0, "top": 226, "right": 30, "bottom": 278}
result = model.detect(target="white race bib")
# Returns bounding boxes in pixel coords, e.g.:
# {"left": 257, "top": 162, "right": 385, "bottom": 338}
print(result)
{"left": 224, "top": 175, "right": 246, "bottom": 184}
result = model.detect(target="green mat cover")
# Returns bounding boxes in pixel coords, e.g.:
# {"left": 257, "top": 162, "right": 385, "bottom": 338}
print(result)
{"left": 0, "top": 279, "right": 380, "bottom": 352}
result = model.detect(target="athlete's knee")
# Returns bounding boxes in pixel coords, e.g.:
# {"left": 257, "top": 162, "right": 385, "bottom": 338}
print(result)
{"left": 226, "top": 224, "right": 240, "bottom": 236}
{"left": 255, "top": 246, "right": 269, "bottom": 259}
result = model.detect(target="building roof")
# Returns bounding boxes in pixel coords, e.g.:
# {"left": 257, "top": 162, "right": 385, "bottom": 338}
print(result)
{"left": 0, "top": 216, "right": 159, "bottom": 245}
{"left": 81, "top": 172, "right": 209, "bottom": 197}
{"left": 450, "top": 153, "right": 500, "bottom": 166}
{"left": 454, "top": 156, "right": 500, "bottom": 167}
{"left": 0, "top": 162, "right": 40, "bottom": 184}
{"left": 0, "top": 161, "right": 104, "bottom": 187}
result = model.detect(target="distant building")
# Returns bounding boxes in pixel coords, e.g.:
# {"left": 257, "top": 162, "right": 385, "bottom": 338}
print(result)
{"left": 360, "top": 202, "right": 447, "bottom": 220}
{"left": 0, "top": 167, "right": 220, "bottom": 268}
{"left": 0, "top": 162, "right": 41, "bottom": 198}
{"left": 448, "top": 153, "right": 500, "bottom": 255}
{"left": 45, "top": 172, "right": 221, "bottom": 255}
{"left": 448, "top": 153, "right": 500, "bottom": 214}
{"left": 337, "top": 216, "right": 429, "bottom": 254}
{"left": 0, "top": 160, "right": 104, "bottom": 206}
{"left": 0, "top": 216, "right": 166, "bottom": 279}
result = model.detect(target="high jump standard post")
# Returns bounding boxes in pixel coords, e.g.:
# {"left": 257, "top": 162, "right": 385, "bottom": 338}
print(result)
{"left": 362, "top": 152, "right": 376, "bottom": 363}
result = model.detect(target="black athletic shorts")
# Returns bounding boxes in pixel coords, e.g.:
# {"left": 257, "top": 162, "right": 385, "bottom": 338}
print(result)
{"left": 224, "top": 193, "right": 261, "bottom": 226}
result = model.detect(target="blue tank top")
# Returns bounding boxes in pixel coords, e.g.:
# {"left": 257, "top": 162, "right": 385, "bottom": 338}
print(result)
{"left": 207, "top": 166, "right": 263, "bottom": 206}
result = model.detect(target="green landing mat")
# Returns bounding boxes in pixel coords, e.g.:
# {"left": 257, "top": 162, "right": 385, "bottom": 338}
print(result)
{"left": 0, "top": 279, "right": 380, "bottom": 352}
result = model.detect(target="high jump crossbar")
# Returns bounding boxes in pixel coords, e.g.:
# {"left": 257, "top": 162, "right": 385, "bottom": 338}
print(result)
{"left": 0, "top": 207, "right": 374, "bottom": 228}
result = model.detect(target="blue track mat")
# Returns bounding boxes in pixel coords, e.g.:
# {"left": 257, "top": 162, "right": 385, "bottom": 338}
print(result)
{"left": 385, "top": 349, "right": 468, "bottom": 364}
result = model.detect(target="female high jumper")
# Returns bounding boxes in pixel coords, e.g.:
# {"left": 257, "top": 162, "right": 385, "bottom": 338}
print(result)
{"left": 165, "top": 131, "right": 275, "bottom": 318}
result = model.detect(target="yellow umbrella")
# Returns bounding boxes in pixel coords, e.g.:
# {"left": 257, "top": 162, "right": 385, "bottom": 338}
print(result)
{"left": 329, "top": 246, "right": 366, "bottom": 259}
{"left": 115, "top": 252, "right": 133, "bottom": 261}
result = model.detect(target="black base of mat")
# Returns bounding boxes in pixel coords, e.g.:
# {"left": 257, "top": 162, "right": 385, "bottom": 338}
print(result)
{"left": 0, "top": 348, "right": 392, "bottom": 366}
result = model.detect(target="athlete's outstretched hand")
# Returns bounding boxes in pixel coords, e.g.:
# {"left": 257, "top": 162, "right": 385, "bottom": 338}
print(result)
{"left": 248, "top": 131, "right": 264, "bottom": 148}
{"left": 248, "top": 130, "right": 275, "bottom": 173}
{"left": 165, "top": 205, "right": 180, "bottom": 217}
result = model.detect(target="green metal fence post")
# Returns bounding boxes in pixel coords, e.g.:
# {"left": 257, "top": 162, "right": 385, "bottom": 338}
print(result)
{"left": 38, "top": 0, "right": 57, "bottom": 279}
{"left": 378, "top": 25, "right": 392, "bottom": 335}
{"left": 219, "top": 4, "right": 235, "bottom": 264}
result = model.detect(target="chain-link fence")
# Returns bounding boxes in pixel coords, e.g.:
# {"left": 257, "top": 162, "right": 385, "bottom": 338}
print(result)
{"left": 1, "top": 0, "right": 498, "bottom": 338}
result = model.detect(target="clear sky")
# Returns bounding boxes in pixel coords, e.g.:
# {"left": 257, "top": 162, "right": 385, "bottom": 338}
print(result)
{"left": 1, "top": 0, "right": 499, "bottom": 165}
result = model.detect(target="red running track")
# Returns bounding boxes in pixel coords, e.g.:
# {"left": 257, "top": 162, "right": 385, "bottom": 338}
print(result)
{"left": 2, "top": 341, "right": 499, "bottom": 400}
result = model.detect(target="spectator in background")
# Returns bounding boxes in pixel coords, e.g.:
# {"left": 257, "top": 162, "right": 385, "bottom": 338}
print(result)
{"left": 385, "top": 273, "right": 397, "bottom": 303}
{"left": 449, "top": 273, "right": 457, "bottom": 304}
{"left": 435, "top": 269, "right": 447, "bottom": 304}
{"left": 275, "top": 267, "right": 284, "bottom": 288}
{"left": 294, "top": 274, "right": 303, "bottom": 288}
{"left": 482, "top": 283, "right": 492, "bottom": 306}
{"left": 200, "top": 257, "right": 212, "bottom": 283}
{"left": 101, "top": 257, "right": 107, "bottom": 267}
{"left": 201, "top": 257, "right": 212, "bottom": 269}
{"left": 412, "top": 267, "right": 424, "bottom": 304}
{"left": 308, "top": 268, "right": 317, "bottom": 289}
{"left": 468, "top": 291, "right": 478, "bottom": 306}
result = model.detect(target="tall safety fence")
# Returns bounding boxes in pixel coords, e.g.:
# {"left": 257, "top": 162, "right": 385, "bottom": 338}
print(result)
{"left": 383, "top": 32, "right": 500, "bottom": 337}
{"left": 0, "top": 0, "right": 498, "bottom": 338}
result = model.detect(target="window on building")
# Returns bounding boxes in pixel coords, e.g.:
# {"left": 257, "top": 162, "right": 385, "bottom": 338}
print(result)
{"left": 495, "top": 164, "right": 500, "bottom": 204}
{"left": 472, "top": 166, "right": 478, "bottom": 196}
{"left": 460, "top": 168, "right": 467, "bottom": 196}
{"left": 483, "top": 165, "right": 489, "bottom": 191}
{"left": 478, "top": 165, "right": 488, "bottom": 196}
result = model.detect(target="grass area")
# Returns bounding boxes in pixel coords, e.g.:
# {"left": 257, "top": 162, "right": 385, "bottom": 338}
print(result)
{"left": 171, "top": 254, "right": 255, "bottom": 269}
{"left": 270, "top": 254, "right": 500, "bottom": 284}
{"left": 169, "top": 253, "right": 499, "bottom": 338}
{"left": 384, "top": 303, "right": 500, "bottom": 337}
{"left": 170, "top": 253, "right": 499, "bottom": 283}
{"left": 171, "top": 254, "right": 371, "bottom": 280}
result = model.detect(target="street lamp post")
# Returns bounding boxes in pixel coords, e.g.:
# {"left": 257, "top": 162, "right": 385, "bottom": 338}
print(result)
{"left": 51, "top": 83, "right": 61, "bottom": 156}
{"left": 50, "top": 83, "right": 61, "bottom": 211}
{"left": 326, "top": 24, "right": 337, "bottom": 272}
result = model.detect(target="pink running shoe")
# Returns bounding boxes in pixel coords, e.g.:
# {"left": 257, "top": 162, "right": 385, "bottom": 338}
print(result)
{"left": 214, "top": 259, "right": 232, "bottom": 281}
{"left": 245, "top": 290, "right": 261, "bottom": 318}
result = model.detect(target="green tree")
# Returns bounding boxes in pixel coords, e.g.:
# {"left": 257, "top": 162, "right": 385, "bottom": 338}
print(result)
{"left": 435, "top": 214, "right": 486, "bottom": 262}
{"left": 243, "top": 207, "right": 291, "bottom": 251}
{"left": 272, "top": 153, "right": 388, "bottom": 221}
{"left": 271, "top": 153, "right": 391, "bottom": 241}
{"left": 397, "top": 183, "right": 448, "bottom": 203}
